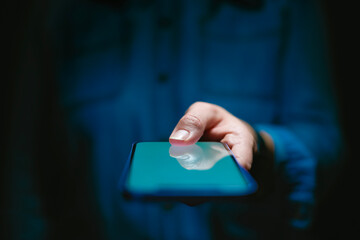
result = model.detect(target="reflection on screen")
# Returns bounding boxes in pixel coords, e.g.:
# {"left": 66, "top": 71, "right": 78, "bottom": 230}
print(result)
{"left": 127, "top": 142, "right": 249, "bottom": 195}
{"left": 169, "top": 144, "right": 227, "bottom": 170}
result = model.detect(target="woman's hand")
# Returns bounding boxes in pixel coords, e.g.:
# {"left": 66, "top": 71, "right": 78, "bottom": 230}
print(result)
{"left": 169, "top": 102, "right": 273, "bottom": 170}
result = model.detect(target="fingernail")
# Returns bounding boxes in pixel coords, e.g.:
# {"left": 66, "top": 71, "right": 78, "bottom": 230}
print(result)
{"left": 170, "top": 129, "right": 190, "bottom": 141}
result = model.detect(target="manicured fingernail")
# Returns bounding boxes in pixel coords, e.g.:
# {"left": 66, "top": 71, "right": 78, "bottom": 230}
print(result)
{"left": 170, "top": 129, "right": 190, "bottom": 141}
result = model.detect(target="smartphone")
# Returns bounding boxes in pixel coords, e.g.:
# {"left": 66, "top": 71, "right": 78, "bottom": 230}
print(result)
{"left": 120, "top": 142, "right": 257, "bottom": 200}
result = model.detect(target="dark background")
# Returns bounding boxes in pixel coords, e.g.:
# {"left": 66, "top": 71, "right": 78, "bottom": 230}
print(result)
{"left": 315, "top": 0, "right": 359, "bottom": 238}
{"left": 1, "top": 0, "right": 359, "bottom": 239}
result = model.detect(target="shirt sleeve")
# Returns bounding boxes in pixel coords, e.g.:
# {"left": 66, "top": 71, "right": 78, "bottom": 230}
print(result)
{"left": 255, "top": 0, "right": 343, "bottom": 230}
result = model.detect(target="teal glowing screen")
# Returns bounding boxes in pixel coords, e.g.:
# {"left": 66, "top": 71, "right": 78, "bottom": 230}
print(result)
{"left": 126, "top": 142, "right": 253, "bottom": 196}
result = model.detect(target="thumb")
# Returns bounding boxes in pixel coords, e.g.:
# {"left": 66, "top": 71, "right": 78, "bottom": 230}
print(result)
{"left": 169, "top": 102, "right": 219, "bottom": 146}
{"left": 169, "top": 114, "right": 204, "bottom": 146}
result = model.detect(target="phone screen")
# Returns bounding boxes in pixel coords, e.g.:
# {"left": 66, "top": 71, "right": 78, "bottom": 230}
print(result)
{"left": 123, "top": 142, "right": 257, "bottom": 199}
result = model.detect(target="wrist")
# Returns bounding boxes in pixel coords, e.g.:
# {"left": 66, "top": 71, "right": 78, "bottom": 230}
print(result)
{"left": 254, "top": 130, "right": 275, "bottom": 159}
{"left": 255, "top": 130, "right": 266, "bottom": 156}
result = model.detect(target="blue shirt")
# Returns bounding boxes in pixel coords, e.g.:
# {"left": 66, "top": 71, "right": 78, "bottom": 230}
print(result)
{"left": 50, "top": 0, "right": 342, "bottom": 238}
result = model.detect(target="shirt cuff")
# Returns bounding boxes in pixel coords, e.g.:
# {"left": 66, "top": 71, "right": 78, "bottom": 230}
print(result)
{"left": 253, "top": 124, "right": 317, "bottom": 229}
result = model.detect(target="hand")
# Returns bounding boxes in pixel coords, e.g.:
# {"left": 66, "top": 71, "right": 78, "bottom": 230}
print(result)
{"left": 169, "top": 102, "right": 266, "bottom": 170}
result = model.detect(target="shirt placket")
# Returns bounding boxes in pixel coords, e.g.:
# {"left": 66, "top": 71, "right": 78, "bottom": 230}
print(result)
{"left": 153, "top": 0, "right": 180, "bottom": 141}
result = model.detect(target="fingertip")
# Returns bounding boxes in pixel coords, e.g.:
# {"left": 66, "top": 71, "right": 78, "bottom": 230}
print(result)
{"left": 233, "top": 156, "right": 252, "bottom": 170}
{"left": 169, "top": 129, "right": 189, "bottom": 141}
{"left": 169, "top": 136, "right": 198, "bottom": 146}
{"left": 243, "top": 162, "right": 252, "bottom": 171}
{"left": 169, "top": 114, "right": 205, "bottom": 146}
{"left": 169, "top": 138, "right": 188, "bottom": 146}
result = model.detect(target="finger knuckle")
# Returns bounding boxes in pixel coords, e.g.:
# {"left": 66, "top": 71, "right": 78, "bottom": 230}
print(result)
{"left": 181, "top": 114, "right": 203, "bottom": 129}
{"left": 189, "top": 101, "right": 213, "bottom": 111}
{"left": 191, "top": 101, "right": 206, "bottom": 108}
{"left": 222, "top": 134, "right": 240, "bottom": 146}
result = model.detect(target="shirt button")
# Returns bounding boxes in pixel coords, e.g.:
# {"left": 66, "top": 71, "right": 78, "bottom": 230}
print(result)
{"left": 158, "top": 73, "right": 169, "bottom": 84}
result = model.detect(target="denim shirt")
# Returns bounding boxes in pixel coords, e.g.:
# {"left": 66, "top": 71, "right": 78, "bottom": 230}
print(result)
{"left": 50, "top": 0, "right": 342, "bottom": 238}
